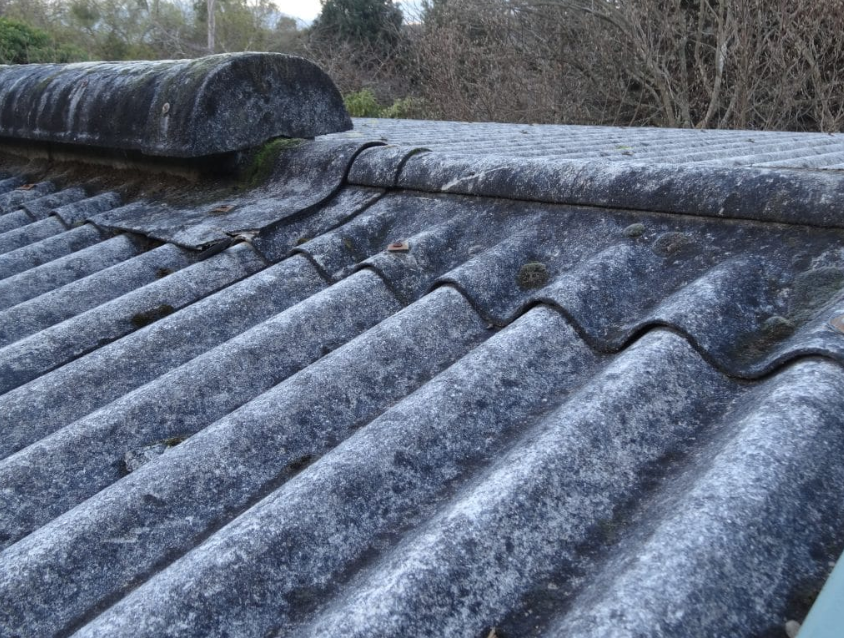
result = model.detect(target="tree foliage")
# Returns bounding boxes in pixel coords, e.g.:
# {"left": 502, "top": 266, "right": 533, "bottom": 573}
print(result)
{"left": 311, "top": 0, "right": 402, "bottom": 51}
{"left": 0, "top": 0, "right": 841, "bottom": 133}
{"left": 0, "top": 0, "right": 307, "bottom": 61}
{"left": 0, "top": 16, "right": 86, "bottom": 63}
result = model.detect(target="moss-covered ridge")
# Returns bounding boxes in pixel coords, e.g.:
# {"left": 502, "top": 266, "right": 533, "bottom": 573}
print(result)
{"left": 0, "top": 53, "right": 352, "bottom": 158}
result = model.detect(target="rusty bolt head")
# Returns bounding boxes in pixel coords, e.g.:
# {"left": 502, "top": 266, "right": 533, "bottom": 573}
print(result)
{"left": 161, "top": 102, "right": 171, "bottom": 115}
{"left": 829, "top": 314, "right": 844, "bottom": 334}
{"left": 387, "top": 241, "right": 410, "bottom": 253}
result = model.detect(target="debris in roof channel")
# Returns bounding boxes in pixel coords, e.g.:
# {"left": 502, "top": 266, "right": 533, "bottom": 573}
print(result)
{"left": 1, "top": 54, "right": 844, "bottom": 638}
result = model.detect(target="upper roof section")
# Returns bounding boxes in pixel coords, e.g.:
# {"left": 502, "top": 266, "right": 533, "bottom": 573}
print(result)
{"left": 0, "top": 53, "right": 352, "bottom": 158}
{"left": 331, "top": 118, "right": 844, "bottom": 169}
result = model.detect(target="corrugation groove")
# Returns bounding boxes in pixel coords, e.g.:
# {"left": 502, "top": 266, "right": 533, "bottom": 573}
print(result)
{"left": 547, "top": 360, "right": 844, "bottom": 638}
{"left": 0, "top": 242, "right": 264, "bottom": 395}
{"left": 0, "top": 223, "right": 104, "bottom": 281}
{"left": 0, "top": 234, "right": 143, "bottom": 311}
{"left": 0, "top": 209, "right": 34, "bottom": 234}
{"left": 21, "top": 187, "right": 88, "bottom": 220}
{"left": 328, "top": 120, "right": 844, "bottom": 169}
{"left": 0, "top": 254, "right": 328, "bottom": 457}
{"left": 0, "top": 285, "right": 488, "bottom": 637}
{"left": 0, "top": 132, "right": 843, "bottom": 638}
{"left": 0, "top": 243, "right": 192, "bottom": 347}
{"left": 0, "top": 269, "right": 399, "bottom": 547}
{"left": 0, "top": 181, "right": 55, "bottom": 213}
{"left": 0, "top": 216, "right": 67, "bottom": 254}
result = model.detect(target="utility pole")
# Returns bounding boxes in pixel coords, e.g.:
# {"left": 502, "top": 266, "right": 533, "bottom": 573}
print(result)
{"left": 207, "top": 0, "right": 216, "bottom": 53}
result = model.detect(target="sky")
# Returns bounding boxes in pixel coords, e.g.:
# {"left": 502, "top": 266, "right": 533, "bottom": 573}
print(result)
{"left": 279, "top": 0, "right": 322, "bottom": 23}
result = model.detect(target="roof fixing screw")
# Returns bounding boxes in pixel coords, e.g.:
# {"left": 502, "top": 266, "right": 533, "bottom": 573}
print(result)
{"left": 387, "top": 241, "right": 410, "bottom": 252}
{"left": 161, "top": 102, "right": 171, "bottom": 115}
{"left": 829, "top": 314, "right": 844, "bottom": 334}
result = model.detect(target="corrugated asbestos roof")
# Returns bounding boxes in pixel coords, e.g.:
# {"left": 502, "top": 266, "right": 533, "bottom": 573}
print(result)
{"left": 1, "top": 121, "right": 844, "bottom": 638}
{"left": 333, "top": 118, "right": 844, "bottom": 168}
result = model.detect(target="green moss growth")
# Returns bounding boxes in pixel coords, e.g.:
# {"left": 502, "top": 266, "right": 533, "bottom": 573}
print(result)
{"left": 623, "top": 222, "right": 645, "bottom": 238}
{"left": 761, "top": 315, "right": 796, "bottom": 340}
{"left": 790, "top": 267, "right": 844, "bottom": 323}
{"left": 240, "top": 138, "right": 303, "bottom": 188}
{"left": 343, "top": 89, "right": 425, "bottom": 119}
{"left": 653, "top": 231, "right": 693, "bottom": 257}
{"left": 130, "top": 304, "right": 175, "bottom": 329}
{"left": 517, "top": 262, "right": 549, "bottom": 289}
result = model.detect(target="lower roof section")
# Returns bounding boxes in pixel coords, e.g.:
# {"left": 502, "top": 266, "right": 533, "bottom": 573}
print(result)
{"left": 0, "top": 128, "right": 843, "bottom": 637}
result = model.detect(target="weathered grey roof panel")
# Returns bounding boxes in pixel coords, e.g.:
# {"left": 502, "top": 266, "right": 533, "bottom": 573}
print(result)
{"left": 331, "top": 119, "right": 844, "bottom": 169}
{"left": 1, "top": 122, "right": 844, "bottom": 638}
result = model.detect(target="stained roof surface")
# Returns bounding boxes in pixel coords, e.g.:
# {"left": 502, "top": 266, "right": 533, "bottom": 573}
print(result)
{"left": 1, "top": 120, "right": 844, "bottom": 638}
{"left": 332, "top": 118, "right": 844, "bottom": 168}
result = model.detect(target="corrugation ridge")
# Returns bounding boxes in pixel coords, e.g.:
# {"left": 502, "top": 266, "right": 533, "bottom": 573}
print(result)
{"left": 750, "top": 150, "right": 844, "bottom": 169}
{"left": 0, "top": 234, "right": 142, "bottom": 311}
{"left": 0, "top": 243, "right": 192, "bottom": 348}
{"left": 0, "top": 285, "right": 488, "bottom": 638}
{"left": 435, "top": 275, "right": 843, "bottom": 383}
{"left": 0, "top": 216, "right": 67, "bottom": 255}
{"left": 0, "top": 242, "right": 264, "bottom": 395}
{"left": 0, "top": 181, "right": 54, "bottom": 213}
{"left": 51, "top": 192, "right": 123, "bottom": 226}
{"left": 73, "top": 314, "right": 844, "bottom": 638}
{"left": 0, "top": 254, "right": 328, "bottom": 455}
{"left": 0, "top": 209, "right": 33, "bottom": 234}
{"left": 545, "top": 359, "right": 844, "bottom": 638}
{"left": 21, "top": 187, "right": 87, "bottom": 220}
{"left": 332, "top": 120, "right": 844, "bottom": 167}
{"left": 0, "top": 223, "right": 104, "bottom": 280}
{"left": 479, "top": 138, "right": 841, "bottom": 163}
{"left": 297, "top": 330, "right": 744, "bottom": 638}
{"left": 72, "top": 305, "right": 607, "bottom": 638}
{"left": 460, "top": 136, "right": 843, "bottom": 165}
{"left": 0, "top": 269, "right": 400, "bottom": 547}
{"left": 0, "top": 176, "right": 25, "bottom": 194}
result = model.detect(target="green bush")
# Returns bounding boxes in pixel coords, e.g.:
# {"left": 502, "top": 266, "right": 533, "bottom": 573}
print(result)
{"left": 344, "top": 89, "right": 425, "bottom": 119}
{"left": 344, "top": 89, "right": 383, "bottom": 117}
{"left": 0, "top": 17, "right": 87, "bottom": 64}
{"left": 381, "top": 96, "right": 424, "bottom": 119}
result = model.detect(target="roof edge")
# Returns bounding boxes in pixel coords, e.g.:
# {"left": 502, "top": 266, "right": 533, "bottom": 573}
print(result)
{"left": 347, "top": 147, "right": 844, "bottom": 229}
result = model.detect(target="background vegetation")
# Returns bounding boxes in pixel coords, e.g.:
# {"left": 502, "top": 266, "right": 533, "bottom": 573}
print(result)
{"left": 0, "top": 0, "right": 842, "bottom": 132}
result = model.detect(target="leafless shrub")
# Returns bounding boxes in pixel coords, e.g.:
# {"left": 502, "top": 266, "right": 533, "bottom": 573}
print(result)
{"left": 399, "top": 0, "right": 844, "bottom": 130}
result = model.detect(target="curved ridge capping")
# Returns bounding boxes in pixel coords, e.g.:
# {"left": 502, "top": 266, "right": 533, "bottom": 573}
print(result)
{"left": 0, "top": 53, "right": 351, "bottom": 158}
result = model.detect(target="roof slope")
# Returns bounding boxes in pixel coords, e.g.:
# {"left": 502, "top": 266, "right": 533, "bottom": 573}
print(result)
{"left": 0, "top": 124, "right": 844, "bottom": 638}
{"left": 333, "top": 118, "right": 844, "bottom": 168}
